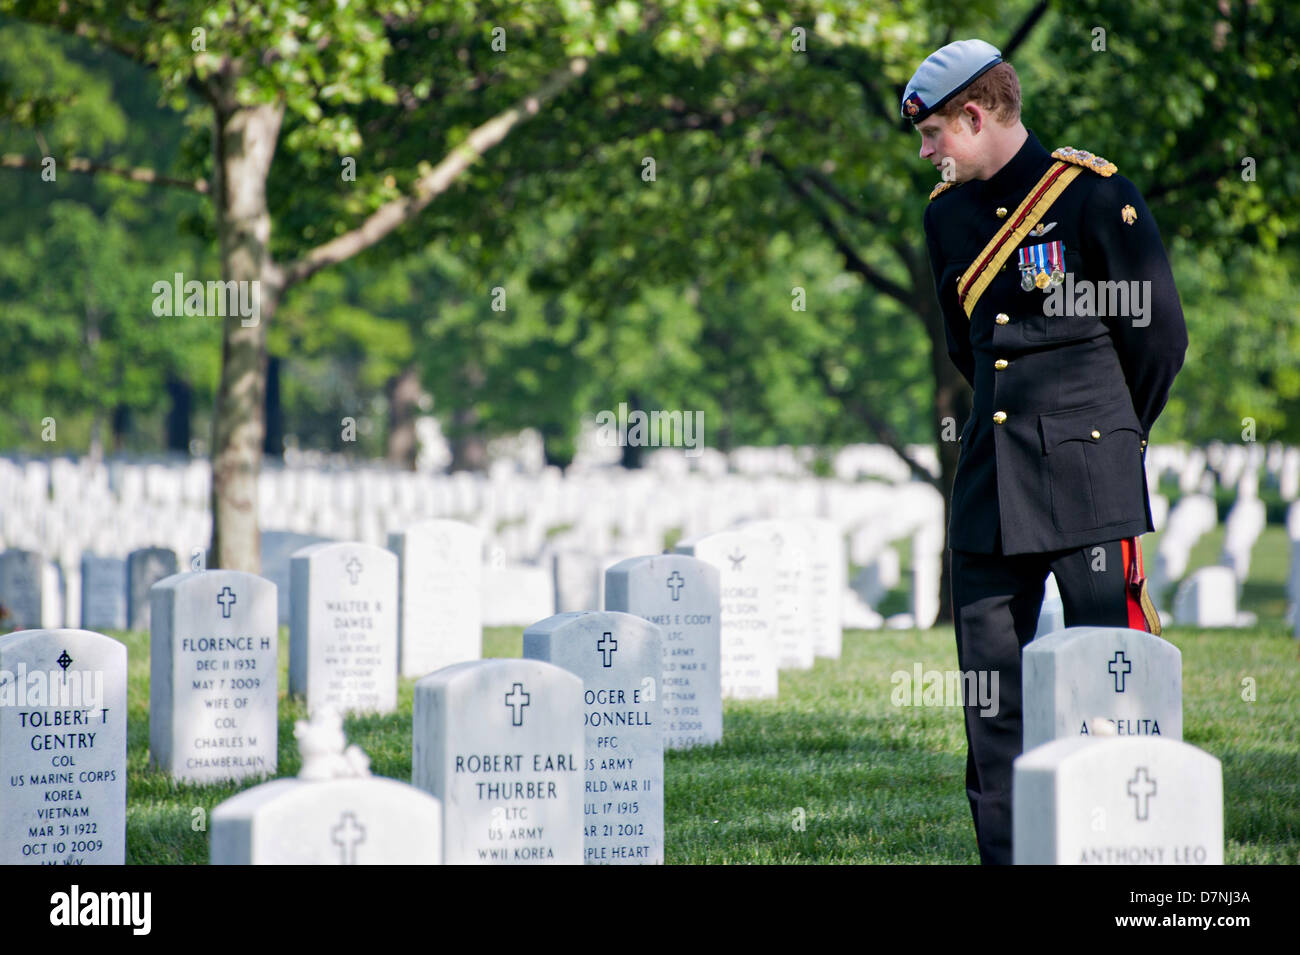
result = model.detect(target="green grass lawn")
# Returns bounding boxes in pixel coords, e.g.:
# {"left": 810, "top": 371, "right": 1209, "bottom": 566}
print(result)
{"left": 117, "top": 617, "right": 1299, "bottom": 864}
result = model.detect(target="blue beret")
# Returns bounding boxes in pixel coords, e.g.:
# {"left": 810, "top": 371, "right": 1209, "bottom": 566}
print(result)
{"left": 902, "top": 39, "right": 1002, "bottom": 123}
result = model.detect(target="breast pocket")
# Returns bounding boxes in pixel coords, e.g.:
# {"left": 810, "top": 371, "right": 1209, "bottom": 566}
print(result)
{"left": 1020, "top": 241, "right": 1076, "bottom": 342}
{"left": 1039, "top": 398, "right": 1145, "bottom": 532}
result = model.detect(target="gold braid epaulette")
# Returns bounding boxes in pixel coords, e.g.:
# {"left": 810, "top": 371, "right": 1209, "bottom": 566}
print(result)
{"left": 929, "top": 180, "right": 960, "bottom": 201}
{"left": 1051, "top": 146, "right": 1117, "bottom": 177}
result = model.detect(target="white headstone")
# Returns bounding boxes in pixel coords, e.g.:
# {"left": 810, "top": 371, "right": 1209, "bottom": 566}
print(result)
{"left": 413, "top": 658, "right": 583, "bottom": 864}
{"left": 126, "top": 547, "right": 178, "bottom": 632}
{"left": 290, "top": 542, "right": 398, "bottom": 716}
{"left": 675, "top": 531, "right": 778, "bottom": 700}
{"left": 40, "top": 561, "right": 64, "bottom": 629}
{"left": 80, "top": 555, "right": 126, "bottom": 632}
{"left": 605, "top": 553, "right": 722, "bottom": 748}
{"left": 1033, "top": 597, "right": 1065, "bottom": 640}
{"left": 0, "top": 629, "right": 127, "bottom": 864}
{"left": 481, "top": 563, "right": 555, "bottom": 626}
{"left": 806, "top": 519, "right": 845, "bottom": 658}
{"left": 1172, "top": 566, "right": 1237, "bottom": 627}
{"left": 211, "top": 709, "right": 440, "bottom": 864}
{"left": 735, "top": 520, "right": 815, "bottom": 669}
{"left": 0, "top": 550, "right": 43, "bottom": 630}
{"left": 389, "top": 520, "right": 483, "bottom": 679}
{"left": 523, "top": 611, "right": 663, "bottom": 865}
{"left": 261, "top": 531, "right": 333, "bottom": 625}
{"left": 149, "top": 570, "right": 278, "bottom": 783}
{"left": 551, "top": 550, "right": 602, "bottom": 614}
{"left": 1013, "top": 737, "right": 1223, "bottom": 865}
{"left": 1023, "top": 626, "right": 1182, "bottom": 751}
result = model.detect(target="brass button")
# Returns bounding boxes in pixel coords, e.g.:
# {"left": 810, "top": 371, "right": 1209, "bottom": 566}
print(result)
{"left": 995, "top": 313, "right": 1010, "bottom": 325}
{"left": 1091, "top": 429, "right": 1101, "bottom": 439}
{"left": 994, "top": 359, "right": 1008, "bottom": 370}
{"left": 993, "top": 411, "right": 1007, "bottom": 425}
{"left": 996, "top": 207, "right": 1008, "bottom": 218}
{"left": 1140, "top": 439, "right": 1147, "bottom": 448}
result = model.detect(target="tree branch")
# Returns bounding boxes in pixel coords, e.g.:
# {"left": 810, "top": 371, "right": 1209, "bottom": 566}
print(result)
{"left": 761, "top": 150, "right": 913, "bottom": 305}
{"left": 809, "top": 358, "right": 940, "bottom": 487}
{"left": 798, "top": 165, "right": 890, "bottom": 228}
{"left": 1002, "top": 1, "right": 1051, "bottom": 61}
{"left": 279, "top": 57, "right": 589, "bottom": 289}
{"left": 0, "top": 153, "right": 210, "bottom": 193}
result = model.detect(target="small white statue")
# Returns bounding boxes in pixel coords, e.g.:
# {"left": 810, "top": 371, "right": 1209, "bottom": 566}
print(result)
{"left": 294, "top": 707, "right": 372, "bottom": 780}
{"left": 1088, "top": 715, "right": 1119, "bottom": 738}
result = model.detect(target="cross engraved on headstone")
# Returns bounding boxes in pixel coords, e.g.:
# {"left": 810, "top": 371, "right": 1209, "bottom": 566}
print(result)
{"left": 1108, "top": 651, "right": 1132, "bottom": 693}
{"left": 216, "top": 586, "right": 237, "bottom": 619}
{"left": 504, "top": 682, "right": 531, "bottom": 726}
{"left": 666, "top": 571, "right": 685, "bottom": 601}
{"left": 331, "top": 811, "right": 366, "bottom": 864}
{"left": 56, "top": 650, "right": 73, "bottom": 671}
{"left": 345, "top": 557, "right": 363, "bottom": 585}
{"left": 597, "top": 631, "right": 618, "bottom": 667}
{"left": 1126, "top": 767, "right": 1157, "bottom": 821}
{"left": 727, "top": 549, "right": 746, "bottom": 571}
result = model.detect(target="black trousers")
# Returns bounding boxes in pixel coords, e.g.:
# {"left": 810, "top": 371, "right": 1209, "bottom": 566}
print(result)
{"left": 949, "top": 525, "right": 1134, "bottom": 865}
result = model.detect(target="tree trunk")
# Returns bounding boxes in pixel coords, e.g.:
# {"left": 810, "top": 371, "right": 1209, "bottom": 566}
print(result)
{"left": 110, "top": 403, "right": 131, "bottom": 453}
{"left": 449, "top": 360, "right": 488, "bottom": 472}
{"left": 922, "top": 298, "right": 972, "bottom": 626}
{"left": 263, "top": 355, "right": 284, "bottom": 458}
{"left": 164, "top": 374, "right": 192, "bottom": 454}
{"left": 208, "top": 91, "right": 284, "bottom": 572}
{"left": 386, "top": 364, "right": 423, "bottom": 470}
{"left": 540, "top": 423, "right": 575, "bottom": 470}
{"left": 619, "top": 391, "right": 645, "bottom": 469}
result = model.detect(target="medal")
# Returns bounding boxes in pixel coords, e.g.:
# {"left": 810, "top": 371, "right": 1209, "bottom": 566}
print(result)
{"left": 1048, "top": 240, "right": 1065, "bottom": 285}
{"left": 1019, "top": 241, "right": 1067, "bottom": 291}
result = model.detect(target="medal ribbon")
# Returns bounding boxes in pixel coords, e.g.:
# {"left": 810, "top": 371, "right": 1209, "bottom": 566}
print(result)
{"left": 958, "top": 161, "right": 1083, "bottom": 318}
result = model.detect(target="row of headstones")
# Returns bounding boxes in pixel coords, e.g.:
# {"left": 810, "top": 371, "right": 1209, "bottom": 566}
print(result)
{"left": 0, "top": 546, "right": 180, "bottom": 633}
{"left": 0, "top": 599, "right": 669, "bottom": 865}
{"left": 3, "top": 511, "right": 857, "bottom": 700}
{"left": 7, "top": 438, "right": 1296, "bottom": 507}
{"left": 0, "top": 447, "right": 950, "bottom": 598}
{"left": 0, "top": 454, "right": 928, "bottom": 560}
{"left": 0, "top": 513, "right": 842, "bottom": 867}
{"left": 0, "top": 610, "right": 1222, "bottom": 865}
{"left": 1012, "top": 625, "right": 1222, "bottom": 864}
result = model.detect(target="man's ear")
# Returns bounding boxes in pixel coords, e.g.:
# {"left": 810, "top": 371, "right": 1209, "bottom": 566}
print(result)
{"left": 962, "top": 101, "right": 984, "bottom": 135}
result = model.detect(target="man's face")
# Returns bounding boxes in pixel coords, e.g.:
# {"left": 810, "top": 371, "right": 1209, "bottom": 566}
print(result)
{"left": 916, "top": 106, "right": 982, "bottom": 181}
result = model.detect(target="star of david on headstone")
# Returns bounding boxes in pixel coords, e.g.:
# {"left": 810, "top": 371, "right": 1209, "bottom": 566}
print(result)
{"left": 216, "top": 586, "right": 237, "bottom": 619}
{"left": 598, "top": 632, "right": 617, "bottom": 667}
{"left": 727, "top": 549, "right": 746, "bottom": 571}
{"left": 1126, "top": 766, "right": 1157, "bottom": 821}
{"left": 505, "top": 682, "right": 531, "bottom": 726}
{"left": 331, "top": 811, "right": 366, "bottom": 864}
{"left": 56, "top": 650, "right": 73, "bottom": 671}
{"left": 666, "top": 571, "right": 685, "bottom": 601}
{"left": 345, "top": 557, "right": 363, "bottom": 585}
{"left": 1108, "top": 651, "right": 1132, "bottom": 693}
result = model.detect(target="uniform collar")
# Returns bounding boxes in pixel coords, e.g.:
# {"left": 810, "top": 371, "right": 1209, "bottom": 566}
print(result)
{"left": 977, "top": 128, "right": 1051, "bottom": 196}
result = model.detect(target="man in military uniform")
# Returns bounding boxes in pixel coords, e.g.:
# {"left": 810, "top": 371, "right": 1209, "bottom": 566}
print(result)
{"left": 905, "top": 39, "right": 1188, "bottom": 864}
